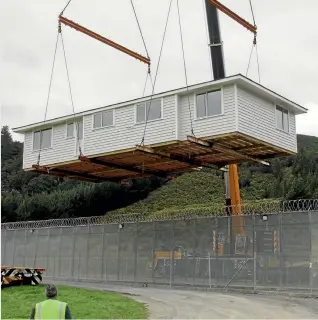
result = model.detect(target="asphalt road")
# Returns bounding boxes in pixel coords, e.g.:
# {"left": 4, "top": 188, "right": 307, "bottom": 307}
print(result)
{"left": 48, "top": 280, "right": 318, "bottom": 319}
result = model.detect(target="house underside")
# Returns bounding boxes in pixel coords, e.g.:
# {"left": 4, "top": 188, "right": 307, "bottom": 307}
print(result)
{"left": 30, "top": 132, "right": 292, "bottom": 183}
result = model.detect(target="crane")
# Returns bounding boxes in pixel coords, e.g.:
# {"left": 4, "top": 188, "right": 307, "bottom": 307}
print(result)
{"left": 203, "top": 0, "right": 257, "bottom": 244}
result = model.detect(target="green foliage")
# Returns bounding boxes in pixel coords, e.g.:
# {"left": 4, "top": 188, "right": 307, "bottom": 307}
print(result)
{"left": 1, "top": 125, "right": 318, "bottom": 222}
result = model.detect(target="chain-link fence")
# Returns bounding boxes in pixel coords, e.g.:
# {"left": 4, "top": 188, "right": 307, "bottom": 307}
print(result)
{"left": 1, "top": 199, "right": 318, "bottom": 293}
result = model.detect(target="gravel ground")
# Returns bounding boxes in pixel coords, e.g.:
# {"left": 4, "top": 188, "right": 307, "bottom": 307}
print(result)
{"left": 47, "top": 280, "right": 318, "bottom": 319}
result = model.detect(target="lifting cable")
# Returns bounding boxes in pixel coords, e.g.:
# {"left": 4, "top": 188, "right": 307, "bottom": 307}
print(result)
{"left": 60, "top": 29, "right": 83, "bottom": 156}
{"left": 37, "top": 31, "right": 60, "bottom": 166}
{"left": 142, "top": 70, "right": 154, "bottom": 97}
{"left": 130, "top": 0, "right": 150, "bottom": 63}
{"left": 176, "top": 0, "right": 195, "bottom": 137}
{"left": 60, "top": 0, "right": 72, "bottom": 16}
{"left": 246, "top": 0, "right": 261, "bottom": 83}
{"left": 37, "top": 17, "right": 82, "bottom": 166}
{"left": 129, "top": 0, "right": 153, "bottom": 97}
{"left": 140, "top": 0, "right": 173, "bottom": 145}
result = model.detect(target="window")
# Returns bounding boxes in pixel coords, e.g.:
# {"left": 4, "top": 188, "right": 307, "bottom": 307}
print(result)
{"left": 67, "top": 121, "right": 83, "bottom": 139}
{"left": 93, "top": 110, "right": 113, "bottom": 129}
{"left": 33, "top": 128, "right": 52, "bottom": 150}
{"left": 196, "top": 89, "right": 222, "bottom": 118}
{"left": 66, "top": 123, "right": 74, "bottom": 138}
{"left": 276, "top": 105, "right": 289, "bottom": 132}
{"left": 136, "top": 99, "right": 162, "bottom": 123}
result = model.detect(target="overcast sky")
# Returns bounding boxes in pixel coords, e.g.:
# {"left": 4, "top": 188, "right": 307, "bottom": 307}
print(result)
{"left": 1, "top": 0, "right": 317, "bottom": 141}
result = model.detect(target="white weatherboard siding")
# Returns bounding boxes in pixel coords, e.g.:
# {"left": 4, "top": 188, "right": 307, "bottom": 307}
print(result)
{"left": 23, "top": 123, "right": 78, "bottom": 169}
{"left": 83, "top": 95, "right": 176, "bottom": 156}
{"left": 237, "top": 86, "right": 297, "bottom": 153}
{"left": 178, "top": 85, "right": 236, "bottom": 140}
{"left": 20, "top": 77, "right": 303, "bottom": 170}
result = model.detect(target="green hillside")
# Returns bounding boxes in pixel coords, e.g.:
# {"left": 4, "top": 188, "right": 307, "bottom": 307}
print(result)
{"left": 110, "top": 135, "right": 318, "bottom": 215}
{"left": 2, "top": 125, "right": 318, "bottom": 222}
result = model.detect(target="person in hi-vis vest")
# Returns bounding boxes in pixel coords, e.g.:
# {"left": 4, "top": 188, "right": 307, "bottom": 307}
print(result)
{"left": 30, "top": 284, "right": 72, "bottom": 319}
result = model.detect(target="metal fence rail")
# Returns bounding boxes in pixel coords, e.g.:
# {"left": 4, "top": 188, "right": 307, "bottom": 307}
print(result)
{"left": 2, "top": 199, "right": 318, "bottom": 230}
{"left": 2, "top": 208, "right": 318, "bottom": 293}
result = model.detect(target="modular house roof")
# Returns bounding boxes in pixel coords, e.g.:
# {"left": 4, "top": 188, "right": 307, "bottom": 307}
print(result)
{"left": 13, "top": 74, "right": 307, "bottom": 134}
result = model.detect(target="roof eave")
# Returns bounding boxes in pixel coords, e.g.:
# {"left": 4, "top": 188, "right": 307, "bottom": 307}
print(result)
{"left": 236, "top": 75, "right": 307, "bottom": 115}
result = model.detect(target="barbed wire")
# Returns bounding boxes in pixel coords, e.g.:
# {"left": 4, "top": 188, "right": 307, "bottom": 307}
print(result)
{"left": 1, "top": 199, "right": 318, "bottom": 230}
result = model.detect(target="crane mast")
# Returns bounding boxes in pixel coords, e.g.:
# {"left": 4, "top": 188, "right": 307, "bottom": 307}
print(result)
{"left": 204, "top": 0, "right": 241, "bottom": 213}
{"left": 203, "top": 0, "right": 258, "bottom": 238}
{"left": 203, "top": 0, "right": 233, "bottom": 211}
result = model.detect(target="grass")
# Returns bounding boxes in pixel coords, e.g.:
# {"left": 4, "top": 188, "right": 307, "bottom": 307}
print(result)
{"left": 1, "top": 284, "right": 148, "bottom": 319}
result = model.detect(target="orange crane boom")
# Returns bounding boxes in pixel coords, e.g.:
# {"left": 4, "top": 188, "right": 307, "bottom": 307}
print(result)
{"left": 58, "top": 15, "right": 151, "bottom": 65}
{"left": 207, "top": 0, "right": 257, "bottom": 34}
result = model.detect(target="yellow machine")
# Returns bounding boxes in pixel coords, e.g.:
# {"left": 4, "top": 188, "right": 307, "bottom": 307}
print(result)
{"left": 148, "top": 245, "right": 185, "bottom": 277}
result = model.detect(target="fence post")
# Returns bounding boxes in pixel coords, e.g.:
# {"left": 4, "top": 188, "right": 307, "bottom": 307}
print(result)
{"left": 77, "top": 252, "right": 80, "bottom": 281}
{"left": 253, "top": 214, "right": 256, "bottom": 292}
{"left": 101, "top": 226, "right": 105, "bottom": 282}
{"left": 170, "top": 250, "right": 173, "bottom": 287}
{"left": 2, "top": 229, "right": 7, "bottom": 265}
{"left": 23, "top": 229, "right": 27, "bottom": 267}
{"left": 171, "top": 221, "right": 175, "bottom": 287}
{"left": 134, "top": 221, "right": 138, "bottom": 283}
{"left": 46, "top": 229, "right": 51, "bottom": 276}
{"left": 85, "top": 225, "right": 90, "bottom": 280}
{"left": 57, "top": 228, "right": 62, "bottom": 279}
{"left": 309, "top": 211, "right": 313, "bottom": 294}
{"left": 12, "top": 230, "right": 17, "bottom": 266}
{"left": 279, "top": 212, "right": 283, "bottom": 290}
{"left": 71, "top": 228, "right": 76, "bottom": 280}
{"left": 33, "top": 229, "right": 39, "bottom": 269}
{"left": 208, "top": 251, "right": 211, "bottom": 288}
{"left": 104, "top": 228, "right": 108, "bottom": 282}
{"left": 215, "top": 216, "right": 219, "bottom": 288}
{"left": 53, "top": 256, "right": 56, "bottom": 280}
{"left": 253, "top": 251, "right": 257, "bottom": 292}
{"left": 117, "top": 226, "right": 121, "bottom": 281}
{"left": 151, "top": 221, "right": 156, "bottom": 284}
{"left": 192, "top": 219, "right": 196, "bottom": 286}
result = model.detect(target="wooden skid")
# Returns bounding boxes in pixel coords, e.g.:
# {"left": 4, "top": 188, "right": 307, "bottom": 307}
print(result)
{"left": 30, "top": 132, "right": 293, "bottom": 183}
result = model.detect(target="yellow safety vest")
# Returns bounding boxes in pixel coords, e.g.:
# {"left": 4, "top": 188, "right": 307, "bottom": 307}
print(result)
{"left": 34, "top": 299, "right": 67, "bottom": 319}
